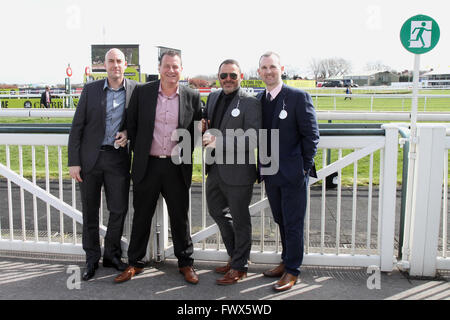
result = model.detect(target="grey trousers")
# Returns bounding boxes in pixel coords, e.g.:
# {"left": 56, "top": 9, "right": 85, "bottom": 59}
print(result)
{"left": 206, "top": 165, "right": 254, "bottom": 272}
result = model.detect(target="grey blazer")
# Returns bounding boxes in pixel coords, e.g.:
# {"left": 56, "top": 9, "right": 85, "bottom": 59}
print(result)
{"left": 68, "top": 78, "right": 137, "bottom": 173}
{"left": 205, "top": 88, "right": 262, "bottom": 186}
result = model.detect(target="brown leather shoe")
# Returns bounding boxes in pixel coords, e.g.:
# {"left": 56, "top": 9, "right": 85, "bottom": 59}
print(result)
{"left": 214, "top": 262, "right": 231, "bottom": 274}
{"left": 179, "top": 266, "right": 199, "bottom": 284}
{"left": 114, "top": 266, "right": 144, "bottom": 283}
{"left": 263, "top": 263, "right": 285, "bottom": 277}
{"left": 273, "top": 272, "right": 298, "bottom": 292}
{"left": 216, "top": 269, "right": 247, "bottom": 285}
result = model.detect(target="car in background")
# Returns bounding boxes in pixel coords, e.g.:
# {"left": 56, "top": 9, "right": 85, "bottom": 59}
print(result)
{"left": 342, "top": 79, "right": 359, "bottom": 87}
{"left": 322, "top": 80, "right": 343, "bottom": 87}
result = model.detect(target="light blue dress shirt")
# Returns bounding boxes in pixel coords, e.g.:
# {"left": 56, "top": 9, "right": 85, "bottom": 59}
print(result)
{"left": 102, "top": 79, "right": 126, "bottom": 146}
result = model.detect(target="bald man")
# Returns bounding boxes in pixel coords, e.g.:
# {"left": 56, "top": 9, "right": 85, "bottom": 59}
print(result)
{"left": 68, "top": 48, "right": 137, "bottom": 281}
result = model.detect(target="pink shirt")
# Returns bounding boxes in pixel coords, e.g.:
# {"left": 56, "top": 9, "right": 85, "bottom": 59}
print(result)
{"left": 266, "top": 83, "right": 283, "bottom": 101}
{"left": 149, "top": 84, "right": 180, "bottom": 157}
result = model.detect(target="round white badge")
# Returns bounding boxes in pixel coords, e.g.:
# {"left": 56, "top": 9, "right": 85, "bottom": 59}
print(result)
{"left": 279, "top": 109, "right": 288, "bottom": 120}
{"left": 231, "top": 108, "right": 240, "bottom": 117}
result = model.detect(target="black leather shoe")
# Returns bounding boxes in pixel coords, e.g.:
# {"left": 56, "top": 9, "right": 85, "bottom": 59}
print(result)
{"left": 82, "top": 262, "right": 99, "bottom": 281}
{"left": 103, "top": 257, "right": 128, "bottom": 271}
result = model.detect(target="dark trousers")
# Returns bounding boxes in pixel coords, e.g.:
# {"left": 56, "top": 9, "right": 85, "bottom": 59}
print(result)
{"left": 127, "top": 157, "right": 194, "bottom": 269}
{"left": 80, "top": 149, "right": 130, "bottom": 264}
{"left": 206, "top": 165, "right": 253, "bottom": 272}
{"left": 264, "top": 174, "right": 309, "bottom": 277}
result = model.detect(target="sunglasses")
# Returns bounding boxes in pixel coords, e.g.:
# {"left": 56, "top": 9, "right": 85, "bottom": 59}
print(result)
{"left": 219, "top": 73, "right": 238, "bottom": 80}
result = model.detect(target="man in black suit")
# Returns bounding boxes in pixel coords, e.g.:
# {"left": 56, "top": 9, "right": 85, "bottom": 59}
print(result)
{"left": 68, "top": 48, "right": 137, "bottom": 281}
{"left": 40, "top": 86, "right": 52, "bottom": 108}
{"left": 114, "top": 51, "right": 202, "bottom": 285}
{"left": 257, "top": 52, "right": 319, "bottom": 291}
{"left": 202, "top": 59, "right": 261, "bottom": 285}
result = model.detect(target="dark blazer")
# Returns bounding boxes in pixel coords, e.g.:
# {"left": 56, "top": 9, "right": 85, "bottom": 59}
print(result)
{"left": 126, "top": 80, "right": 202, "bottom": 187}
{"left": 205, "top": 88, "right": 262, "bottom": 186}
{"left": 68, "top": 78, "right": 137, "bottom": 173}
{"left": 40, "top": 91, "right": 52, "bottom": 107}
{"left": 257, "top": 84, "right": 319, "bottom": 185}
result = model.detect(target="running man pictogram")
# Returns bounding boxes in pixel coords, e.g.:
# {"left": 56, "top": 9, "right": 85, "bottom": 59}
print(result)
{"left": 409, "top": 21, "right": 432, "bottom": 48}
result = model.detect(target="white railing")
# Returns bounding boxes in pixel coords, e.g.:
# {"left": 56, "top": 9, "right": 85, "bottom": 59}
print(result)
{"left": 2, "top": 91, "right": 449, "bottom": 112}
{"left": 397, "top": 125, "right": 450, "bottom": 277}
{"left": 308, "top": 93, "right": 450, "bottom": 112}
{"left": 0, "top": 134, "right": 131, "bottom": 255}
{"left": 2, "top": 109, "right": 450, "bottom": 122}
{"left": 155, "top": 125, "right": 399, "bottom": 272}
{"left": 438, "top": 136, "right": 450, "bottom": 267}
{"left": 0, "top": 129, "right": 398, "bottom": 271}
{"left": 0, "top": 124, "right": 449, "bottom": 276}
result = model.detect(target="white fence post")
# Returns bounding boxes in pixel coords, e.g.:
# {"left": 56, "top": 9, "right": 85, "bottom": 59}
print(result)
{"left": 406, "top": 124, "right": 446, "bottom": 277}
{"left": 151, "top": 195, "right": 169, "bottom": 262}
{"left": 379, "top": 124, "right": 399, "bottom": 272}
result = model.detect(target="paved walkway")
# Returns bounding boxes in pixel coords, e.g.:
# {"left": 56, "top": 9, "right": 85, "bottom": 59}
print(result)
{"left": 1, "top": 181, "right": 449, "bottom": 303}
{"left": 0, "top": 252, "right": 448, "bottom": 301}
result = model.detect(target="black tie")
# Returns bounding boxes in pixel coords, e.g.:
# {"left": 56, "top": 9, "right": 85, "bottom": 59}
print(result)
{"left": 266, "top": 92, "right": 272, "bottom": 102}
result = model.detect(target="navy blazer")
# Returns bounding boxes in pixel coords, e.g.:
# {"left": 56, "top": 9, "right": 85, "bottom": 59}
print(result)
{"left": 257, "top": 84, "right": 319, "bottom": 185}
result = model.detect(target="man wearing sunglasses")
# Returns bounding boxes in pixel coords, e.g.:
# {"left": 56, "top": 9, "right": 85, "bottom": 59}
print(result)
{"left": 202, "top": 59, "right": 262, "bottom": 285}
{"left": 257, "top": 52, "right": 319, "bottom": 292}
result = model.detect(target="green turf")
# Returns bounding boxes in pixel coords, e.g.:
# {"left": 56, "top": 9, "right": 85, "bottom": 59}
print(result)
{"left": 1, "top": 90, "right": 449, "bottom": 185}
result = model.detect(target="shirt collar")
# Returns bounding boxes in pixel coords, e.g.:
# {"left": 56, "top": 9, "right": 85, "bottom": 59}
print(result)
{"left": 103, "top": 78, "right": 125, "bottom": 91}
{"left": 158, "top": 82, "right": 179, "bottom": 98}
{"left": 220, "top": 87, "right": 239, "bottom": 99}
{"left": 267, "top": 83, "right": 283, "bottom": 101}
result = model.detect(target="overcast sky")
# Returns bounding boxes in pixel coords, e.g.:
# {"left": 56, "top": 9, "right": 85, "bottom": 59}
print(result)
{"left": 0, "top": 0, "right": 448, "bottom": 84}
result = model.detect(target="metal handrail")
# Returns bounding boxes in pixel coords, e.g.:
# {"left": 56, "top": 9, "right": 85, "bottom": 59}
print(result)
{"left": 0, "top": 124, "right": 386, "bottom": 136}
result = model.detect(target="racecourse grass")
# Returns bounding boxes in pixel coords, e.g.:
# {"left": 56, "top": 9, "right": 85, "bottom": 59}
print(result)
{"left": 1, "top": 89, "right": 449, "bottom": 185}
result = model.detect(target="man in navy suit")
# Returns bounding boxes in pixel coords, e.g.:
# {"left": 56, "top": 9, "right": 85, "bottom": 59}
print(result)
{"left": 257, "top": 52, "right": 319, "bottom": 292}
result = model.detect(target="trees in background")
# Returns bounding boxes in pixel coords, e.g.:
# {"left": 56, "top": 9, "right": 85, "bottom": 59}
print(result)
{"left": 309, "top": 58, "right": 352, "bottom": 80}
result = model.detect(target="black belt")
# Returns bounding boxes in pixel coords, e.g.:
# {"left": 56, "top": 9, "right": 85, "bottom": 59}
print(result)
{"left": 100, "top": 145, "right": 116, "bottom": 151}
{"left": 150, "top": 155, "right": 171, "bottom": 159}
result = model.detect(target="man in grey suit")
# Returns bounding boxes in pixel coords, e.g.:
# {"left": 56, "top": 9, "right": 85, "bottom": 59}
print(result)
{"left": 68, "top": 48, "right": 137, "bottom": 281}
{"left": 202, "top": 59, "right": 262, "bottom": 285}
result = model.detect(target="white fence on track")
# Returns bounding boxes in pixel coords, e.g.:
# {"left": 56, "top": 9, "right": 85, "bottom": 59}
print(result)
{"left": 0, "top": 120, "right": 449, "bottom": 277}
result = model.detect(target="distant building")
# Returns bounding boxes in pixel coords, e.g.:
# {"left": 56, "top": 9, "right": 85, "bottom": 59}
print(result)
{"left": 372, "top": 71, "right": 400, "bottom": 86}
{"left": 342, "top": 72, "right": 376, "bottom": 86}
{"left": 420, "top": 67, "right": 450, "bottom": 87}
{"left": 343, "top": 71, "right": 402, "bottom": 86}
